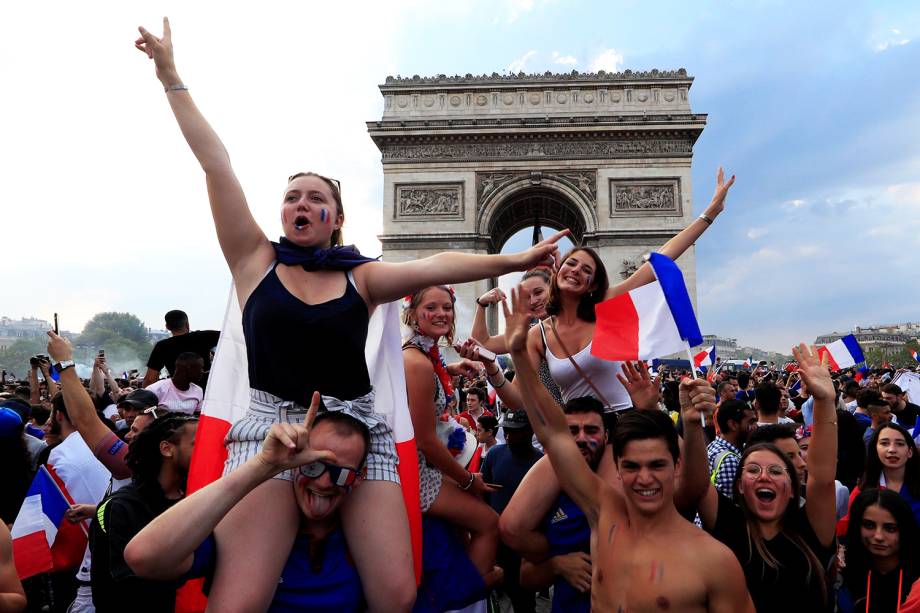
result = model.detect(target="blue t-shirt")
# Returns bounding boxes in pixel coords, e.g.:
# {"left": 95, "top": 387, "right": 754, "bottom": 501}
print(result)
{"left": 191, "top": 531, "right": 363, "bottom": 613}
{"left": 542, "top": 492, "right": 591, "bottom": 613}
{"left": 190, "top": 518, "right": 486, "bottom": 613}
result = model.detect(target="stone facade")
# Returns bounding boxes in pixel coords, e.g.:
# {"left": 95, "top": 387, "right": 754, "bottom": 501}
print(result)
{"left": 367, "top": 70, "right": 706, "bottom": 336}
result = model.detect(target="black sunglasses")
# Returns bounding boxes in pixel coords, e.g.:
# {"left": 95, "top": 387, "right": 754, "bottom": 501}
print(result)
{"left": 298, "top": 460, "right": 364, "bottom": 491}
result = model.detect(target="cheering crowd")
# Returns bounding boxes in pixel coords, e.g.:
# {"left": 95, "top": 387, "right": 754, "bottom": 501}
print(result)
{"left": 3, "top": 16, "right": 920, "bottom": 613}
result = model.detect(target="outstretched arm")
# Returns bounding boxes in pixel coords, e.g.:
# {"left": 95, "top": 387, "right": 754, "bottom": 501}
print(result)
{"left": 126, "top": 394, "right": 335, "bottom": 579}
{"left": 135, "top": 18, "right": 272, "bottom": 284}
{"left": 359, "top": 230, "right": 569, "bottom": 305}
{"left": 674, "top": 378, "right": 718, "bottom": 514}
{"left": 607, "top": 168, "right": 735, "bottom": 299}
{"left": 47, "top": 332, "right": 127, "bottom": 476}
{"left": 504, "top": 286, "right": 604, "bottom": 527}
{"left": 796, "top": 344, "right": 837, "bottom": 547}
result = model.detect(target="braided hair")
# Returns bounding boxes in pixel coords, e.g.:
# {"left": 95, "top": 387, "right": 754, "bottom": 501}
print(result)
{"left": 126, "top": 412, "right": 198, "bottom": 487}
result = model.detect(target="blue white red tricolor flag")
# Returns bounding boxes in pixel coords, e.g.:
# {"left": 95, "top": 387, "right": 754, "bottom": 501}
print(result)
{"left": 912, "top": 350, "right": 920, "bottom": 363}
{"left": 693, "top": 345, "right": 716, "bottom": 373}
{"left": 11, "top": 465, "right": 88, "bottom": 579}
{"left": 592, "top": 253, "right": 703, "bottom": 361}
{"left": 743, "top": 355, "right": 754, "bottom": 369}
{"left": 817, "top": 334, "right": 865, "bottom": 371}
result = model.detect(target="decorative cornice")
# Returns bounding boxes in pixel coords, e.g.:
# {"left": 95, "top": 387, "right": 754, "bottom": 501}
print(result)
{"left": 383, "top": 69, "right": 691, "bottom": 87}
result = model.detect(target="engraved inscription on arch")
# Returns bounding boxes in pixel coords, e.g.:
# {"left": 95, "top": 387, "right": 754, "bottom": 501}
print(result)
{"left": 395, "top": 183, "right": 464, "bottom": 221}
{"left": 609, "top": 178, "right": 682, "bottom": 217}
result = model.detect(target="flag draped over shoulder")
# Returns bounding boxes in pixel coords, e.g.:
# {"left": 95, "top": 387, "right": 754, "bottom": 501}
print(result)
{"left": 11, "top": 466, "right": 88, "bottom": 579}
{"left": 181, "top": 286, "right": 421, "bottom": 610}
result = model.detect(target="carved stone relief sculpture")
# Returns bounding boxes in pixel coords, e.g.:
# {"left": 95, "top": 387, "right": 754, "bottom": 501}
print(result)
{"left": 395, "top": 183, "right": 464, "bottom": 220}
{"left": 609, "top": 178, "right": 682, "bottom": 217}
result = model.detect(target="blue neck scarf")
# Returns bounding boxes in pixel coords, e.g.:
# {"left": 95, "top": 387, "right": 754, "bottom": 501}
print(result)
{"left": 272, "top": 237, "right": 378, "bottom": 271}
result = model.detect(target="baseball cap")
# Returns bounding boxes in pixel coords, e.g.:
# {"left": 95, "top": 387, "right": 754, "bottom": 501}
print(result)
{"left": 502, "top": 410, "right": 531, "bottom": 429}
{"left": 117, "top": 389, "right": 159, "bottom": 411}
{"left": 1, "top": 398, "right": 31, "bottom": 421}
{"left": 0, "top": 407, "right": 23, "bottom": 437}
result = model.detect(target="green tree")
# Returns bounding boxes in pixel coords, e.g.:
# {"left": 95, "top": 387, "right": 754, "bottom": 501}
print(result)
{"left": 0, "top": 336, "right": 50, "bottom": 379}
{"left": 78, "top": 312, "right": 149, "bottom": 346}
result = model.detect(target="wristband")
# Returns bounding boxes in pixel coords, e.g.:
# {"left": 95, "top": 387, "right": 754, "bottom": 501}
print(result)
{"left": 698, "top": 213, "right": 714, "bottom": 225}
{"left": 476, "top": 297, "right": 488, "bottom": 308}
{"left": 165, "top": 84, "right": 188, "bottom": 93}
{"left": 459, "top": 471, "right": 475, "bottom": 491}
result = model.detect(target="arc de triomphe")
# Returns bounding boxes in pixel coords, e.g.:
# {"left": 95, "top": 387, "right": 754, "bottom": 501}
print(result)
{"left": 367, "top": 69, "right": 706, "bottom": 334}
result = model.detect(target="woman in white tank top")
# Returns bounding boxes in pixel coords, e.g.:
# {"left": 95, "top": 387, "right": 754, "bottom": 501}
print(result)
{"left": 523, "top": 168, "right": 737, "bottom": 414}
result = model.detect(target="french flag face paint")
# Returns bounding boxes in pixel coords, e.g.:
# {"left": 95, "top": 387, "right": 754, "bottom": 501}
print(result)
{"left": 320, "top": 208, "right": 328, "bottom": 223}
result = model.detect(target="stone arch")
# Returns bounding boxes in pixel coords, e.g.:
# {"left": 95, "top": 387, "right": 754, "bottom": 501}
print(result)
{"left": 477, "top": 177, "right": 596, "bottom": 251}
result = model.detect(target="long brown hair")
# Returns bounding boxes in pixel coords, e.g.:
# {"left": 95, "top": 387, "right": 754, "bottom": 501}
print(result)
{"left": 545, "top": 247, "right": 609, "bottom": 322}
{"left": 734, "top": 443, "right": 827, "bottom": 602}
{"left": 287, "top": 172, "right": 344, "bottom": 247}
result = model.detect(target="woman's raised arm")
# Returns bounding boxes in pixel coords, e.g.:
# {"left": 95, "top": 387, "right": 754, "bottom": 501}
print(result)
{"left": 136, "top": 18, "right": 272, "bottom": 280}
{"left": 606, "top": 167, "right": 735, "bottom": 299}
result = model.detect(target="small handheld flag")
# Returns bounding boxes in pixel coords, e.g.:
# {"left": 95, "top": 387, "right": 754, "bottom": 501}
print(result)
{"left": 693, "top": 345, "right": 716, "bottom": 373}
{"left": 593, "top": 253, "right": 702, "bottom": 361}
{"left": 912, "top": 350, "right": 920, "bottom": 363}
{"left": 816, "top": 334, "right": 865, "bottom": 371}
{"left": 11, "top": 466, "right": 88, "bottom": 579}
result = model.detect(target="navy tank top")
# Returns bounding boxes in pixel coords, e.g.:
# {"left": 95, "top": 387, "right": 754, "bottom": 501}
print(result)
{"left": 242, "top": 264, "right": 371, "bottom": 405}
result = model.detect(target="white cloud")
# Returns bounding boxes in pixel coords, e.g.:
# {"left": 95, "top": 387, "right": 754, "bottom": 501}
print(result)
{"left": 0, "top": 2, "right": 411, "bottom": 333}
{"left": 589, "top": 48, "right": 624, "bottom": 73}
{"left": 785, "top": 198, "right": 807, "bottom": 208}
{"left": 873, "top": 27, "right": 911, "bottom": 52}
{"left": 746, "top": 227, "right": 768, "bottom": 240}
{"left": 505, "top": 0, "right": 535, "bottom": 23}
{"left": 551, "top": 51, "right": 577, "bottom": 66}
{"left": 508, "top": 50, "right": 538, "bottom": 73}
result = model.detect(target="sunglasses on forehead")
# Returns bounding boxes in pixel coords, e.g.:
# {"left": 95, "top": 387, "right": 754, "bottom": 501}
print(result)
{"left": 298, "top": 460, "right": 364, "bottom": 491}
{"left": 288, "top": 173, "right": 342, "bottom": 195}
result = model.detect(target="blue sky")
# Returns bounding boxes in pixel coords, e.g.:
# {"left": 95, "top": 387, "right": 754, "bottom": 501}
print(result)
{"left": 3, "top": 1, "right": 917, "bottom": 354}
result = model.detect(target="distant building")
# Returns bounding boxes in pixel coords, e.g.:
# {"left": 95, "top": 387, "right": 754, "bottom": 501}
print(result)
{"left": 147, "top": 329, "right": 170, "bottom": 343}
{"left": 816, "top": 328, "right": 913, "bottom": 347}
{"left": 0, "top": 316, "right": 51, "bottom": 350}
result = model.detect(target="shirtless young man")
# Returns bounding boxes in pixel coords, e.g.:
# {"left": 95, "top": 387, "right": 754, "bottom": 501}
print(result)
{"left": 503, "top": 286, "right": 754, "bottom": 612}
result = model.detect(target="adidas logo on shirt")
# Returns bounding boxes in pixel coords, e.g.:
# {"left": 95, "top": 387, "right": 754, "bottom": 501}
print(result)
{"left": 551, "top": 508, "right": 568, "bottom": 524}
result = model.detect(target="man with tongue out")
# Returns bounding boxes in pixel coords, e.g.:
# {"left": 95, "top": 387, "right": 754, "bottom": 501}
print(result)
{"left": 125, "top": 393, "right": 371, "bottom": 611}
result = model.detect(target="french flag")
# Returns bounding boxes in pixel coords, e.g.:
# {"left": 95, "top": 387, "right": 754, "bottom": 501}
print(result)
{"left": 817, "top": 334, "right": 865, "bottom": 371}
{"left": 180, "top": 289, "right": 422, "bottom": 611}
{"left": 592, "top": 253, "right": 703, "bottom": 361}
{"left": 743, "top": 355, "right": 754, "bottom": 369}
{"left": 11, "top": 466, "right": 88, "bottom": 579}
{"left": 694, "top": 345, "right": 716, "bottom": 373}
{"left": 789, "top": 378, "right": 802, "bottom": 394}
{"left": 912, "top": 350, "right": 920, "bottom": 363}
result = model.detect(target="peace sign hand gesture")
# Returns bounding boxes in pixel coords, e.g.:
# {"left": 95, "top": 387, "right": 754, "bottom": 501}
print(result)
{"left": 135, "top": 17, "right": 181, "bottom": 88}
{"left": 256, "top": 392, "right": 338, "bottom": 475}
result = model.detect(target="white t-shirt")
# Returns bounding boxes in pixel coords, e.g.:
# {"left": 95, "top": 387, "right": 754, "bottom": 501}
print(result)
{"left": 145, "top": 378, "right": 203, "bottom": 414}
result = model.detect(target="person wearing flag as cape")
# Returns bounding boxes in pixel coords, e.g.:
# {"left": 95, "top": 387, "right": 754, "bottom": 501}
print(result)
{"left": 134, "top": 18, "right": 567, "bottom": 612}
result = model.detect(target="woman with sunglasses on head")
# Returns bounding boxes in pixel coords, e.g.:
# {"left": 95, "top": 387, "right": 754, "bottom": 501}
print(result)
{"left": 403, "top": 286, "right": 502, "bottom": 585}
{"left": 838, "top": 488, "right": 920, "bottom": 612}
{"left": 135, "top": 19, "right": 567, "bottom": 612}
{"left": 687, "top": 344, "right": 839, "bottom": 611}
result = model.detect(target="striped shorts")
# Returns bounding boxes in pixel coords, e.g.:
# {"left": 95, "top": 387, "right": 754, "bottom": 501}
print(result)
{"left": 223, "top": 388, "right": 400, "bottom": 483}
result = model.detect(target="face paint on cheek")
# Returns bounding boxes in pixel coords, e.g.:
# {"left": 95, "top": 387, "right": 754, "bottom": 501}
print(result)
{"left": 320, "top": 208, "right": 328, "bottom": 223}
{"left": 586, "top": 439, "right": 600, "bottom": 450}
